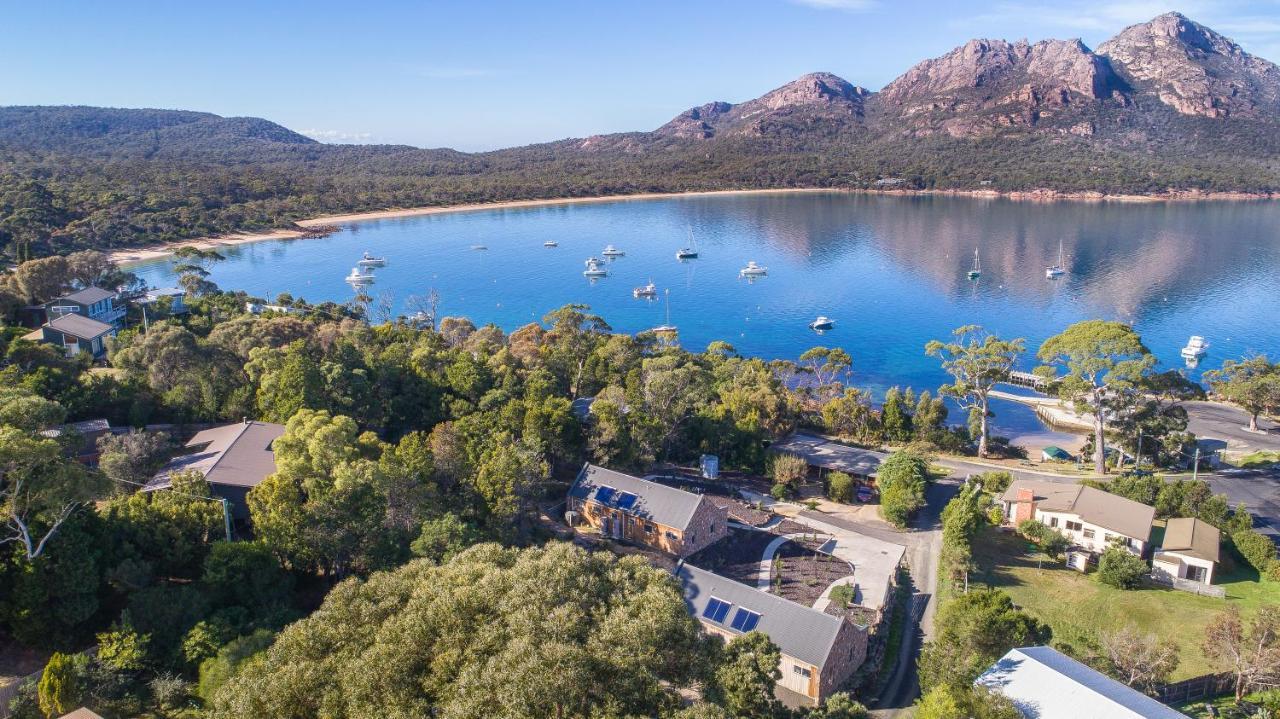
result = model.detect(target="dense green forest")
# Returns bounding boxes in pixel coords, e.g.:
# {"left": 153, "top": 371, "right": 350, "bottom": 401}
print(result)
{"left": 2, "top": 106, "right": 1279, "bottom": 260}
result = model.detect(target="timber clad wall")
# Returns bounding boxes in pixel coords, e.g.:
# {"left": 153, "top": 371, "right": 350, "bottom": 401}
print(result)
{"left": 568, "top": 494, "right": 727, "bottom": 557}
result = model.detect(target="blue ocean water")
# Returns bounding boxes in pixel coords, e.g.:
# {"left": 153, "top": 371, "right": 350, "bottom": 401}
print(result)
{"left": 128, "top": 192, "right": 1280, "bottom": 441}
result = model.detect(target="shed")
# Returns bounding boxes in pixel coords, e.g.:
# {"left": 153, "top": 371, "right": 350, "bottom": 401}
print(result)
{"left": 1041, "top": 446, "right": 1072, "bottom": 462}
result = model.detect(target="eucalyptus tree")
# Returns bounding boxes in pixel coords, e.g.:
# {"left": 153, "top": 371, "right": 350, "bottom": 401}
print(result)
{"left": 1036, "top": 320, "right": 1155, "bottom": 474}
{"left": 1204, "top": 355, "right": 1280, "bottom": 432}
{"left": 926, "top": 325, "right": 1025, "bottom": 457}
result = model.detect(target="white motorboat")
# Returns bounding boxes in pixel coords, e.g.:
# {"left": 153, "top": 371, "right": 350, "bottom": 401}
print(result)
{"left": 633, "top": 280, "right": 658, "bottom": 298}
{"left": 543, "top": 240, "right": 558, "bottom": 248}
{"left": 739, "top": 260, "right": 768, "bottom": 277}
{"left": 602, "top": 244, "right": 625, "bottom": 257}
{"left": 676, "top": 227, "right": 699, "bottom": 259}
{"left": 1045, "top": 240, "right": 1065, "bottom": 278}
{"left": 357, "top": 251, "right": 387, "bottom": 268}
{"left": 1181, "top": 336, "right": 1209, "bottom": 360}
{"left": 584, "top": 257, "right": 604, "bottom": 267}
{"left": 809, "top": 316, "right": 835, "bottom": 330}
{"left": 345, "top": 267, "right": 375, "bottom": 285}
{"left": 967, "top": 249, "right": 981, "bottom": 280}
{"left": 583, "top": 259, "right": 609, "bottom": 277}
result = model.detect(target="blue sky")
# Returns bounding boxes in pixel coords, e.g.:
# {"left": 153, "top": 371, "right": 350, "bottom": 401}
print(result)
{"left": 4, "top": 1, "right": 1279, "bottom": 151}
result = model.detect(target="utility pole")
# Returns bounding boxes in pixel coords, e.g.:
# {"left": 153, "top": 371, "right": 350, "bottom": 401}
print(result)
{"left": 221, "top": 498, "right": 234, "bottom": 542}
{"left": 141, "top": 303, "right": 149, "bottom": 333}
{"left": 1136, "top": 430, "right": 1143, "bottom": 470}
{"left": 1192, "top": 447, "right": 1201, "bottom": 482}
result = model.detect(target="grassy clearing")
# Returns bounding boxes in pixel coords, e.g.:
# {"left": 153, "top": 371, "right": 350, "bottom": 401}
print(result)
{"left": 965, "top": 527, "right": 1279, "bottom": 680}
{"left": 1235, "top": 450, "right": 1280, "bottom": 469}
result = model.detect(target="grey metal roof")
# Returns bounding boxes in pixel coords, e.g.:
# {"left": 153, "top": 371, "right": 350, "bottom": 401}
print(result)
{"left": 677, "top": 563, "right": 846, "bottom": 669}
{"left": 771, "top": 433, "right": 884, "bottom": 476}
{"left": 568, "top": 464, "right": 707, "bottom": 531}
{"left": 1160, "top": 518, "right": 1220, "bottom": 563}
{"left": 976, "top": 646, "right": 1187, "bottom": 718}
{"left": 59, "top": 287, "right": 115, "bottom": 305}
{"left": 148, "top": 421, "right": 284, "bottom": 490}
{"left": 1001, "top": 480, "right": 1155, "bottom": 542}
{"left": 46, "top": 313, "right": 114, "bottom": 340}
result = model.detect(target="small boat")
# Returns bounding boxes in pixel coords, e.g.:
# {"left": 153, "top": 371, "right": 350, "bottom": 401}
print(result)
{"left": 967, "top": 249, "right": 981, "bottom": 280}
{"left": 809, "top": 316, "right": 835, "bottom": 330}
{"left": 471, "top": 244, "right": 488, "bottom": 251}
{"left": 676, "top": 227, "right": 699, "bottom": 259}
{"left": 357, "top": 252, "right": 387, "bottom": 268}
{"left": 602, "top": 244, "right": 625, "bottom": 257}
{"left": 1181, "top": 336, "right": 1209, "bottom": 360}
{"left": 651, "top": 289, "right": 677, "bottom": 334}
{"left": 345, "top": 267, "right": 375, "bottom": 285}
{"left": 1045, "top": 240, "right": 1065, "bottom": 278}
{"left": 543, "top": 240, "right": 558, "bottom": 248}
{"left": 584, "top": 257, "right": 604, "bottom": 267}
{"left": 739, "top": 260, "right": 768, "bottom": 277}
{"left": 633, "top": 280, "right": 658, "bottom": 298}
{"left": 583, "top": 259, "right": 609, "bottom": 278}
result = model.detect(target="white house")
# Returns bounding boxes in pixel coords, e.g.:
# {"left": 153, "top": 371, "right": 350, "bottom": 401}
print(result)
{"left": 976, "top": 646, "right": 1188, "bottom": 719}
{"left": 1152, "top": 517, "right": 1220, "bottom": 585}
{"left": 1000, "top": 480, "right": 1154, "bottom": 555}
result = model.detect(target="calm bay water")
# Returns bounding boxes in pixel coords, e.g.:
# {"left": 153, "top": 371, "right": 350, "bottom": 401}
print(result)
{"left": 128, "top": 192, "right": 1280, "bottom": 442}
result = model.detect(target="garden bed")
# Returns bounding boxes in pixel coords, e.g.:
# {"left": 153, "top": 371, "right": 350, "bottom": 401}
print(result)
{"left": 770, "top": 537, "right": 854, "bottom": 607}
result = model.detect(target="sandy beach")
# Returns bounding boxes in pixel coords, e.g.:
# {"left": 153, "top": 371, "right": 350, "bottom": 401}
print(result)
{"left": 108, "top": 186, "right": 1277, "bottom": 265}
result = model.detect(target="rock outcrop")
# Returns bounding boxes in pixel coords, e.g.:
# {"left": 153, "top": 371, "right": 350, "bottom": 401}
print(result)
{"left": 656, "top": 72, "right": 868, "bottom": 139}
{"left": 1097, "top": 12, "right": 1280, "bottom": 119}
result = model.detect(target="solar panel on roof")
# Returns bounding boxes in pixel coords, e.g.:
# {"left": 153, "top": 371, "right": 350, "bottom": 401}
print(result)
{"left": 703, "top": 597, "right": 732, "bottom": 623}
{"left": 615, "top": 492, "right": 638, "bottom": 510}
{"left": 730, "top": 608, "right": 760, "bottom": 632}
{"left": 595, "top": 486, "right": 616, "bottom": 505}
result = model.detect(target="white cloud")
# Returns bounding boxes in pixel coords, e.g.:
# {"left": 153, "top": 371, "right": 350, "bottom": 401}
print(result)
{"left": 299, "top": 129, "right": 376, "bottom": 144}
{"left": 789, "top": 0, "right": 878, "bottom": 11}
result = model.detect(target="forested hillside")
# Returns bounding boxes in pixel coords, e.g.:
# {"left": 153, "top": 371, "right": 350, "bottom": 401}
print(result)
{"left": 3, "top": 12, "right": 1280, "bottom": 260}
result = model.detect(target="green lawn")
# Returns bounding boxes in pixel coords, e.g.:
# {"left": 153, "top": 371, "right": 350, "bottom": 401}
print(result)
{"left": 1235, "top": 450, "right": 1280, "bottom": 469}
{"left": 965, "top": 527, "right": 1280, "bottom": 680}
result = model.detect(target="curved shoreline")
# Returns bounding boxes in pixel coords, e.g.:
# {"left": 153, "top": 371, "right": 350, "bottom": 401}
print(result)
{"left": 109, "top": 186, "right": 1277, "bottom": 265}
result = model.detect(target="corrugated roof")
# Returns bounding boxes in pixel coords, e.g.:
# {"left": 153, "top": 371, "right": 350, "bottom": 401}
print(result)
{"left": 46, "top": 313, "right": 114, "bottom": 340}
{"left": 1160, "top": 518, "right": 1220, "bottom": 563}
{"left": 677, "top": 563, "right": 848, "bottom": 670}
{"left": 148, "top": 421, "right": 284, "bottom": 490}
{"left": 771, "top": 433, "right": 884, "bottom": 476}
{"left": 59, "top": 287, "right": 115, "bottom": 305}
{"left": 1002, "top": 480, "right": 1154, "bottom": 542}
{"left": 568, "top": 464, "right": 707, "bottom": 531}
{"left": 976, "top": 646, "right": 1187, "bottom": 718}
{"left": 58, "top": 709, "right": 105, "bottom": 719}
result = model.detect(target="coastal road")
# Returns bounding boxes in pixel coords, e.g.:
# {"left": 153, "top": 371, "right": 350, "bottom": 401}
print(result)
{"left": 1206, "top": 467, "right": 1280, "bottom": 541}
{"left": 1183, "top": 401, "right": 1280, "bottom": 452}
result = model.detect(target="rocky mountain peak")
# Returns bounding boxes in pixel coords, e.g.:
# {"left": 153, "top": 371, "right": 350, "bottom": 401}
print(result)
{"left": 655, "top": 72, "right": 866, "bottom": 139}
{"left": 1097, "top": 12, "right": 1280, "bottom": 118}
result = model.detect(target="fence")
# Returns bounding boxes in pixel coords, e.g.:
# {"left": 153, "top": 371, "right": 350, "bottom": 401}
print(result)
{"left": 1148, "top": 572, "right": 1227, "bottom": 598}
{"left": 1153, "top": 672, "right": 1234, "bottom": 705}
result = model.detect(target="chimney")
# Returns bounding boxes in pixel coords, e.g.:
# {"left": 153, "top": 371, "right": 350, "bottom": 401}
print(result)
{"left": 1014, "top": 487, "right": 1036, "bottom": 523}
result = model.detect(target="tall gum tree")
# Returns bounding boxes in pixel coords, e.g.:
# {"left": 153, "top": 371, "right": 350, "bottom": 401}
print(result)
{"left": 1036, "top": 320, "right": 1155, "bottom": 474}
{"left": 925, "top": 325, "right": 1025, "bottom": 458}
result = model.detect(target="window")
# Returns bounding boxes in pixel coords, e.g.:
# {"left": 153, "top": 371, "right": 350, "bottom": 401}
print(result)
{"left": 665, "top": 531, "right": 677, "bottom": 540}
{"left": 615, "top": 492, "right": 638, "bottom": 510}
{"left": 644, "top": 523, "right": 654, "bottom": 534}
{"left": 793, "top": 666, "right": 811, "bottom": 678}
{"left": 595, "top": 486, "right": 616, "bottom": 505}
{"left": 1083, "top": 528, "right": 1095, "bottom": 539}
{"left": 1049, "top": 517, "right": 1059, "bottom": 528}
{"left": 703, "top": 597, "right": 732, "bottom": 623}
{"left": 729, "top": 608, "right": 760, "bottom": 632}
{"left": 1065, "top": 521, "right": 1082, "bottom": 532}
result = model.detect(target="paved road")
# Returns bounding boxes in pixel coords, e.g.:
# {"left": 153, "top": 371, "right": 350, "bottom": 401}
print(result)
{"left": 1206, "top": 467, "right": 1280, "bottom": 540}
{"left": 1184, "top": 401, "right": 1280, "bottom": 452}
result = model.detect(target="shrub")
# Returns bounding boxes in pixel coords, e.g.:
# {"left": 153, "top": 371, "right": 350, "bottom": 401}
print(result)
{"left": 37, "top": 652, "right": 89, "bottom": 718}
{"left": 977, "top": 471, "right": 1013, "bottom": 494}
{"left": 827, "top": 471, "right": 854, "bottom": 503}
{"left": 1097, "top": 548, "right": 1148, "bottom": 589}
{"left": 830, "top": 584, "right": 856, "bottom": 609}
{"left": 1040, "top": 532, "right": 1070, "bottom": 560}
{"left": 877, "top": 450, "right": 930, "bottom": 528}
{"left": 770, "top": 483, "right": 790, "bottom": 501}
{"left": 1233, "top": 529, "right": 1279, "bottom": 576}
{"left": 1017, "top": 519, "right": 1046, "bottom": 541}
{"left": 769, "top": 452, "right": 809, "bottom": 487}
